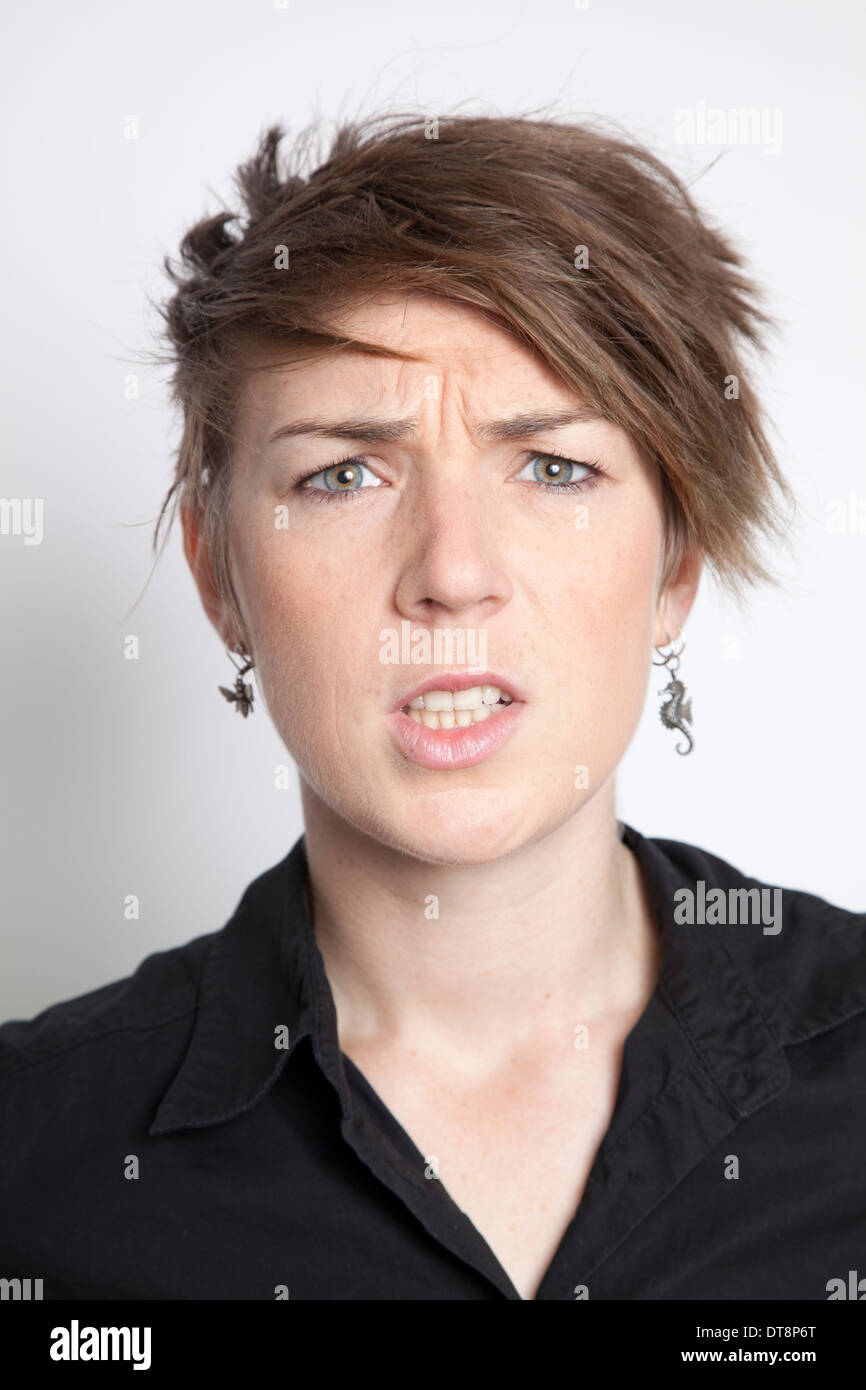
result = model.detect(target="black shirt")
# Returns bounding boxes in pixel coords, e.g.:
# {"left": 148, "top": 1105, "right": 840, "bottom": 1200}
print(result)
{"left": 1, "top": 822, "right": 865, "bottom": 1301}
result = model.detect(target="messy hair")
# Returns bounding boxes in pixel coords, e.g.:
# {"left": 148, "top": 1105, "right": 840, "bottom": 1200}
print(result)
{"left": 152, "top": 109, "right": 795, "bottom": 649}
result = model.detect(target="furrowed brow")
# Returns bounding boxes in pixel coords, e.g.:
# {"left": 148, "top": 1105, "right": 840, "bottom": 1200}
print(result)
{"left": 266, "top": 407, "right": 606, "bottom": 447}
{"left": 267, "top": 417, "right": 420, "bottom": 445}
{"left": 474, "top": 408, "right": 607, "bottom": 442}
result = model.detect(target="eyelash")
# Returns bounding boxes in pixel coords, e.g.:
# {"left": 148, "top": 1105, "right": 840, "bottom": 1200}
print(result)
{"left": 293, "top": 449, "right": 607, "bottom": 504}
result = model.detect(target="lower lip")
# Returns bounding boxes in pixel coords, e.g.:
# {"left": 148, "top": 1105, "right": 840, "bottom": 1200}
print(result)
{"left": 386, "top": 701, "right": 526, "bottom": 770}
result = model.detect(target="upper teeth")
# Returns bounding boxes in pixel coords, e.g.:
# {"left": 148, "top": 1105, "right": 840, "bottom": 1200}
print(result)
{"left": 406, "top": 685, "right": 512, "bottom": 711}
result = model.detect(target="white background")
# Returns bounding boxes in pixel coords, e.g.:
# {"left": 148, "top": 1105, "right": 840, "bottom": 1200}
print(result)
{"left": 1, "top": 0, "right": 864, "bottom": 1019}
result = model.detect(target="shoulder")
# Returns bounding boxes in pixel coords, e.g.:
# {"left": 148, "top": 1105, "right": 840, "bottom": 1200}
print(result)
{"left": 645, "top": 829, "right": 866, "bottom": 1046}
{"left": 0, "top": 928, "right": 217, "bottom": 1088}
{"left": 0, "top": 844, "right": 299, "bottom": 1088}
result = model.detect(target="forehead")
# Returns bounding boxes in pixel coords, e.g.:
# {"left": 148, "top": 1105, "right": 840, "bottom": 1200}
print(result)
{"left": 235, "top": 291, "right": 581, "bottom": 439}
{"left": 325, "top": 290, "right": 535, "bottom": 359}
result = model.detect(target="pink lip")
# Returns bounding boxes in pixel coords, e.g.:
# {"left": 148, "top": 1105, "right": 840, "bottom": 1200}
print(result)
{"left": 386, "top": 680, "right": 526, "bottom": 770}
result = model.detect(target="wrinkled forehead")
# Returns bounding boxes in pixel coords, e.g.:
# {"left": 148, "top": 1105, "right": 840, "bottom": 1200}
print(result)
{"left": 231, "top": 292, "right": 609, "bottom": 453}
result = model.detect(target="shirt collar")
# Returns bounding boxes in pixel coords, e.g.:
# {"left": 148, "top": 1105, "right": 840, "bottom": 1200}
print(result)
{"left": 149, "top": 837, "right": 316, "bottom": 1136}
{"left": 149, "top": 822, "right": 793, "bottom": 1137}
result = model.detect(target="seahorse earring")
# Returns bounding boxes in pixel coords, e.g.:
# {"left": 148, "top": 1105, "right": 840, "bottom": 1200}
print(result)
{"left": 652, "top": 633, "right": 693, "bottom": 755}
{"left": 218, "top": 644, "right": 255, "bottom": 718}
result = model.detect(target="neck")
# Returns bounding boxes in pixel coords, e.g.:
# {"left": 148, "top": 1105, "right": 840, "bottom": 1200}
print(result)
{"left": 300, "top": 782, "right": 660, "bottom": 1073}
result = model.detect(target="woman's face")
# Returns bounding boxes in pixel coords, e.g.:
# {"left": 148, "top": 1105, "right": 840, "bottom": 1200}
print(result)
{"left": 200, "top": 291, "right": 697, "bottom": 864}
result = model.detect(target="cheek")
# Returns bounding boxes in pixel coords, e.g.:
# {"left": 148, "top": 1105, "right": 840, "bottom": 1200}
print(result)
{"left": 541, "top": 493, "right": 660, "bottom": 627}
{"left": 540, "top": 509, "right": 660, "bottom": 735}
{"left": 229, "top": 521, "right": 350, "bottom": 729}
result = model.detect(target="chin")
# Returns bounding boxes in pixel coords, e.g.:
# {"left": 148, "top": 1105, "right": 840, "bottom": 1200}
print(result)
{"left": 360, "top": 792, "right": 541, "bottom": 867}
{"left": 387, "top": 832, "right": 525, "bottom": 868}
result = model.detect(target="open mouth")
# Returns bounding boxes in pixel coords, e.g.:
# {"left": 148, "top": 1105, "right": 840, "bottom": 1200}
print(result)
{"left": 400, "top": 685, "right": 514, "bottom": 731}
{"left": 388, "top": 676, "right": 525, "bottom": 769}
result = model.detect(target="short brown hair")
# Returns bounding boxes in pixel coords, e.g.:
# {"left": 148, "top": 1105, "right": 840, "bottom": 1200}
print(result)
{"left": 152, "top": 110, "right": 796, "bottom": 647}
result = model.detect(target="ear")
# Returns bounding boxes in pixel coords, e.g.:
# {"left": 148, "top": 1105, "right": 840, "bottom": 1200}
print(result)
{"left": 654, "top": 543, "right": 703, "bottom": 647}
{"left": 181, "top": 499, "right": 235, "bottom": 649}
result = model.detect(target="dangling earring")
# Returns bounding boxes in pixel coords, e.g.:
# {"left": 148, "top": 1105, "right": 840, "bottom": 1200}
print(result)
{"left": 218, "top": 644, "right": 255, "bottom": 718}
{"left": 652, "top": 632, "right": 693, "bottom": 755}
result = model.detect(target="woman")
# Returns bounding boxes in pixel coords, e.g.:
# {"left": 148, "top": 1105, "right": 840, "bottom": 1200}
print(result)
{"left": 2, "top": 112, "right": 864, "bottom": 1303}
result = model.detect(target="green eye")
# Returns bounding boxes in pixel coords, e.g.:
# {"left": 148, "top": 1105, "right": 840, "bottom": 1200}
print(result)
{"left": 518, "top": 453, "right": 594, "bottom": 487}
{"left": 307, "top": 459, "right": 381, "bottom": 492}
{"left": 294, "top": 449, "right": 604, "bottom": 504}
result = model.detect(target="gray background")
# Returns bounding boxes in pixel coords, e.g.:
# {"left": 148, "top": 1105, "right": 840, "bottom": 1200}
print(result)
{"left": 1, "top": 0, "right": 864, "bottom": 1020}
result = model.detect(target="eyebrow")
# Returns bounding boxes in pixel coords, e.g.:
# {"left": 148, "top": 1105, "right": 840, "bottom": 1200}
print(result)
{"left": 266, "top": 407, "right": 607, "bottom": 447}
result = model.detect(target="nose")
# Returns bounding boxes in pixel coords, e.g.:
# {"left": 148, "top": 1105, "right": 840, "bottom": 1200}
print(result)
{"left": 392, "top": 462, "right": 513, "bottom": 623}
